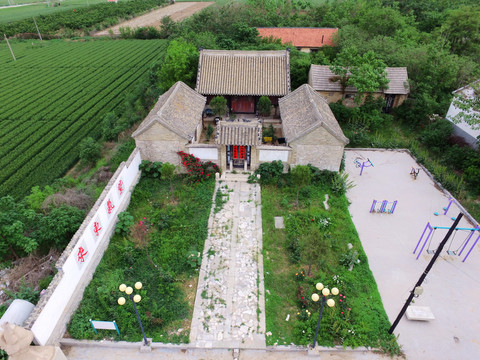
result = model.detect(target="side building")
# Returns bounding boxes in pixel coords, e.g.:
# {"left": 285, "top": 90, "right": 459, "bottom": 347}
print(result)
{"left": 308, "top": 64, "right": 409, "bottom": 111}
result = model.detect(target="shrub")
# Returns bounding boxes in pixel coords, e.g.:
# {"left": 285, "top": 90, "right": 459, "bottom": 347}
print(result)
{"left": 206, "top": 124, "right": 214, "bottom": 141}
{"left": 139, "top": 160, "right": 163, "bottom": 178}
{"left": 250, "top": 160, "right": 283, "bottom": 185}
{"left": 331, "top": 172, "right": 355, "bottom": 195}
{"left": 39, "top": 275, "right": 54, "bottom": 290}
{"left": 464, "top": 166, "right": 480, "bottom": 195}
{"left": 178, "top": 151, "right": 220, "bottom": 183}
{"left": 420, "top": 119, "right": 453, "bottom": 152}
{"left": 115, "top": 211, "right": 134, "bottom": 237}
{"left": 442, "top": 145, "right": 480, "bottom": 172}
{"left": 78, "top": 137, "right": 101, "bottom": 165}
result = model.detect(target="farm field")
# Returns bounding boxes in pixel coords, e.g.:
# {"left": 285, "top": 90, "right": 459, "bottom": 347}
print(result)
{"left": 0, "top": 0, "right": 131, "bottom": 24}
{"left": 0, "top": 38, "right": 167, "bottom": 199}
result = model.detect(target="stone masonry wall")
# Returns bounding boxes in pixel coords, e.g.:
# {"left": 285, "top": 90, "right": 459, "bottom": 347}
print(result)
{"left": 290, "top": 126, "right": 344, "bottom": 171}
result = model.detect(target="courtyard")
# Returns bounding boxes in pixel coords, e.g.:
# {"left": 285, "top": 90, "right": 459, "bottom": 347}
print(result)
{"left": 344, "top": 149, "right": 480, "bottom": 360}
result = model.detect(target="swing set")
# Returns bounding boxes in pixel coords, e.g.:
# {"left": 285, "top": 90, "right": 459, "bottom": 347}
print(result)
{"left": 413, "top": 222, "right": 480, "bottom": 262}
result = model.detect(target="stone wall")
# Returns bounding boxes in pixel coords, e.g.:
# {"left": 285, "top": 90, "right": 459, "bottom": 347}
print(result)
{"left": 134, "top": 122, "right": 187, "bottom": 165}
{"left": 317, "top": 91, "right": 407, "bottom": 109}
{"left": 25, "top": 149, "right": 142, "bottom": 346}
{"left": 290, "top": 126, "right": 344, "bottom": 171}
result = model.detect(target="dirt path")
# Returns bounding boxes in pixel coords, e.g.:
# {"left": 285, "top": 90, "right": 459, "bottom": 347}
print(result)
{"left": 94, "top": 1, "right": 214, "bottom": 36}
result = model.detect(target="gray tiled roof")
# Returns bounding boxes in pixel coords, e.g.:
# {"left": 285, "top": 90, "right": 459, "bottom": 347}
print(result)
{"left": 195, "top": 49, "right": 291, "bottom": 96}
{"left": 132, "top": 81, "right": 206, "bottom": 140}
{"left": 215, "top": 121, "right": 262, "bottom": 146}
{"left": 279, "top": 84, "right": 349, "bottom": 144}
{"left": 309, "top": 65, "right": 409, "bottom": 95}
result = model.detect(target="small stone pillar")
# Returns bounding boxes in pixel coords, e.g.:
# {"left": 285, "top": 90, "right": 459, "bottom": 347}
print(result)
{"left": 215, "top": 172, "right": 220, "bottom": 181}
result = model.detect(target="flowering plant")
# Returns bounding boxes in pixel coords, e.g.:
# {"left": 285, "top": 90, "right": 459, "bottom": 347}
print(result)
{"left": 297, "top": 308, "right": 311, "bottom": 321}
{"left": 178, "top": 151, "right": 220, "bottom": 183}
{"left": 295, "top": 270, "right": 306, "bottom": 282}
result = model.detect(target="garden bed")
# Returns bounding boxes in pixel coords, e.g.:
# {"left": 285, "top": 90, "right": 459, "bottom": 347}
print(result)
{"left": 260, "top": 167, "right": 401, "bottom": 354}
{"left": 67, "top": 174, "right": 215, "bottom": 343}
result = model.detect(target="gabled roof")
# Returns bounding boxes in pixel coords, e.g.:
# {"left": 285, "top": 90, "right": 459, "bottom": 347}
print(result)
{"left": 309, "top": 65, "right": 410, "bottom": 95}
{"left": 257, "top": 27, "right": 337, "bottom": 48}
{"left": 452, "top": 79, "right": 480, "bottom": 96}
{"left": 132, "top": 81, "right": 206, "bottom": 140}
{"left": 195, "top": 49, "right": 291, "bottom": 96}
{"left": 215, "top": 121, "right": 262, "bottom": 146}
{"left": 279, "top": 84, "right": 349, "bottom": 145}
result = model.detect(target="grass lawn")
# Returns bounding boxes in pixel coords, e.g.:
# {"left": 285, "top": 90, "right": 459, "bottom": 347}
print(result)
{"left": 261, "top": 169, "right": 401, "bottom": 354}
{"left": 68, "top": 174, "right": 215, "bottom": 343}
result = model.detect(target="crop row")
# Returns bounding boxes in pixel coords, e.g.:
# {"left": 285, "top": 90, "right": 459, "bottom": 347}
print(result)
{"left": 0, "top": 39, "right": 168, "bottom": 198}
{"left": 1, "top": 40, "right": 151, "bottom": 89}
{"left": 0, "top": 41, "right": 160, "bottom": 115}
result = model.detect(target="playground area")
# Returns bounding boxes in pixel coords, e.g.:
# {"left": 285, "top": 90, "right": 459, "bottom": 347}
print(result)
{"left": 345, "top": 149, "right": 480, "bottom": 360}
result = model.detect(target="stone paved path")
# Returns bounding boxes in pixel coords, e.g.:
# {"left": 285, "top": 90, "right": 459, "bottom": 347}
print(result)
{"left": 189, "top": 173, "right": 266, "bottom": 349}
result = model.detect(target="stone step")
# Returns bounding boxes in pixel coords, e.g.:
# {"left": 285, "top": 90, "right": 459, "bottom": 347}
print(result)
{"left": 221, "top": 172, "right": 252, "bottom": 182}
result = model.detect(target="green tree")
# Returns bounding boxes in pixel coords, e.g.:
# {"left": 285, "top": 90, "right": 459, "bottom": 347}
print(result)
{"left": 0, "top": 196, "right": 37, "bottom": 260}
{"left": 330, "top": 47, "right": 389, "bottom": 104}
{"left": 158, "top": 39, "right": 198, "bottom": 92}
{"left": 290, "top": 49, "right": 312, "bottom": 90}
{"left": 210, "top": 96, "right": 228, "bottom": 117}
{"left": 101, "top": 112, "right": 120, "bottom": 141}
{"left": 257, "top": 96, "right": 272, "bottom": 116}
{"left": 35, "top": 206, "right": 85, "bottom": 249}
{"left": 291, "top": 165, "right": 311, "bottom": 207}
{"left": 440, "top": 5, "right": 480, "bottom": 58}
{"left": 159, "top": 16, "right": 177, "bottom": 39}
{"left": 78, "top": 137, "right": 101, "bottom": 165}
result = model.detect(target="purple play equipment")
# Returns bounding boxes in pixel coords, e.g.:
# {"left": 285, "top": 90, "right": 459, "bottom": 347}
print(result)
{"left": 413, "top": 221, "right": 480, "bottom": 262}
{"left": 370, "top": 200, "right": 397, "bottom": 214}
{"left": 354, "top": 157, "right": 374, "bottom": 176}
{"left": 442, "top": 198, "right": 459, "bottom": 216}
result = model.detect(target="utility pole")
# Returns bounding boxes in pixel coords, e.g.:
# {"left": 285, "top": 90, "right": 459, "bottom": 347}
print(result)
{"left": 33, "top": 17, "right": 42, "bottom": 42}
{"left": 4, "top": 34, "right": 16, "bottom": 62}
{"left": 388, "top": 213, "right": 463, "bottom": 334}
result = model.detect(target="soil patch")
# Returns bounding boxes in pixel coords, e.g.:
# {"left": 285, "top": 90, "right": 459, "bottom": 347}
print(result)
{"left": 94, "top": 2, "right": 214, "bottom": 36}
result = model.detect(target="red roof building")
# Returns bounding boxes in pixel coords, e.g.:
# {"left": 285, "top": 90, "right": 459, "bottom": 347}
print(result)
{"left": 257, "top": 27, "right": 338, "bottom": 52}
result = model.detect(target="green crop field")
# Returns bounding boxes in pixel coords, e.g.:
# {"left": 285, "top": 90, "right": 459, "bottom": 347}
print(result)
{"left": 0, "top": 38, "right": 167, "bottom": 198}
{"left": 0, "top": 0, "right": 131, "bottom": 24}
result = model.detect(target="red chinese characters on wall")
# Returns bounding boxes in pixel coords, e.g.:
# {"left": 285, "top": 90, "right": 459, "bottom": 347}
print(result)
{"left": 93, "top": 221, "right": 102, "bottom": 236}
{"left": 107, "top": 199, "right": 115, "bottom": 214}
{"left": 118, "top": 179, "right": 124, "bottom": 196}
{"left": 77, "top": 246, "right": 88, "bottom": 263}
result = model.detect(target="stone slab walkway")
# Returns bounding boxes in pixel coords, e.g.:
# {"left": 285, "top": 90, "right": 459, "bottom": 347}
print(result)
{"left": 189, "top": 173, "right": 266, "bottom": 349}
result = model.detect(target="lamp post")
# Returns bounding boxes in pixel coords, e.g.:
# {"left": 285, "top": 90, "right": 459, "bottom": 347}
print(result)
{"left": 311, "top": 282, "right": 339, "bottom": 349}
{"left": 118, "top": 281, "right": 148, "bottom": 346}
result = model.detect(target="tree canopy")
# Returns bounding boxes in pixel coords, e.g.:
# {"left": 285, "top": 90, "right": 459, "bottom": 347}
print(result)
{"left": 330, "top": 48, "right": 389, "bottom": 104}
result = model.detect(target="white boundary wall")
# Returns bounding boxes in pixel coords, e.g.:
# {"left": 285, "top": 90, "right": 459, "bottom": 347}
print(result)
{"left": 258, "top": 147, "right": 290, "bottom": 163}
{"left": 26, "top": 149, "right": 142, "bottom": 346}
